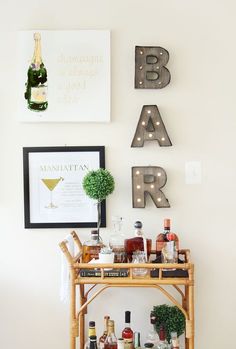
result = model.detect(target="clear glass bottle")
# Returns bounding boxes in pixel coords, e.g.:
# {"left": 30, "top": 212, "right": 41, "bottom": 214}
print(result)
{"left": 104, "top": 320, "right": 117, "bottom": 349}
{"left": 124, "top": 221, "right": 152, "bottom": 262}
{"left": 84, "top": 321, "right": 96, "bottom": 349}
{"left": 157, "top": 327, "right": 168, "bottom": 349}
{"left": 24, "top": 33, "right": 48, "bottom": 111}
{"left": 99, "top": 316, "right": 110, "bottom": 349}
{"left": 170, "top": 332, "right": 179, "bottom": 349}
{"left": 82, "top": 230, "right": 104, "bottom": 263}
{"left": 156, "top": 219, "right": 179, "bottom": 259}
{"left": 146, "top": 313, "right": 159, "bottom": 347}
{"left": 109, "top": 216, "right": 127, "bottom": 263}
{"left": 122, "top": 311, "right": 134, "bottom": 349}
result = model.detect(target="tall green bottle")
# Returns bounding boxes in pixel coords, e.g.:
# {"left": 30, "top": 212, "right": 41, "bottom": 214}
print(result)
{"left": 24, "top": 32, "right": 48, "bottom": 111}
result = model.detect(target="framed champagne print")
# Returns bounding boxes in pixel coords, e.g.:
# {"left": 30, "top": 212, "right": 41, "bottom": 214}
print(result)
{"left": 17, "top": 30, "right": 110, "bottom": 122}
{"left": 23, "top": 146, "right": 106, "bottom": 228}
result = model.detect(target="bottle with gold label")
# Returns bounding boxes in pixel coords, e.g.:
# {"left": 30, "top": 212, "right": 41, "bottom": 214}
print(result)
{"left": 122, "top": 311, "right": 134, "bottom": 349}
{"left": 25, "top": 32, "right": 48, "bottom": 112}
{"left": 84, "top": 321, "right": 96, "bottom": 349}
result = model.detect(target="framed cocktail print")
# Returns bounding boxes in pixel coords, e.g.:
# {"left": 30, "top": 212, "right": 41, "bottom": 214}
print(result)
{"left": 23, "top": 146, "right": 106, "bottom": 228}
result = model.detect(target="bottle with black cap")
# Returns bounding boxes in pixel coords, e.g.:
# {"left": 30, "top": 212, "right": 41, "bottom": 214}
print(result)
{"left": 84, "top": 321, "right": 96, "bottom": 349}
{"left": 122, "top": 311, "right": 134, "bottom": 349}
{"left": 124, "top": 221, "right": 152, "bottom": 262}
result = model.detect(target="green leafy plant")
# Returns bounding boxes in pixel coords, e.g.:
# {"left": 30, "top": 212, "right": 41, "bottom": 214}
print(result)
{"left": 152, "top": 304, "right": 185, "bottom": 343}
{"left": 83, "top": 168, "right": 115, "bottom": 234}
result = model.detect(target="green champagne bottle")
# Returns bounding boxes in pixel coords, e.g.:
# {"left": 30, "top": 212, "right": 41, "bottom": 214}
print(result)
{"left": 24, "top": 32, "right": 48, "bottom": 111}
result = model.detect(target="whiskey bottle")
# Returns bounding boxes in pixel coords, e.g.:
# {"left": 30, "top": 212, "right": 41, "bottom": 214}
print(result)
{"left": 82, "top": 230, "right": 104, "bottom": 263}
{"left": 99, "top": 315, "right": 110, "bottom": 349}
{"left": 25, "top": 33, "right": 48, "bottom": 112}
{"left": 122, "top": 311, "right": 134, "bottom": 349}
{"left": 124, "top": 221, "right": 152, "bottom": 262}
{"left": 104, "top": 320, "right": 117, "bottom": 349}
{"left": 156, "top": 219, "right": 179, "bottom": 259}
{"left": 84, "top": 321, "right": 96, "bottom": 349}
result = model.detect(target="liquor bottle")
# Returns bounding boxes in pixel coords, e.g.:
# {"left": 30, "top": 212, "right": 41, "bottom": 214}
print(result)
{"left": 104, "top": 320, "right": 117, "bottom": 349}
{"left": 157, "top": 327, "right": 168, "bottom": 349}
{"left": 89, "top": 336, "right": 98, "bottom": 349}
{"left": 25, "top": 32, "right": 48, "bottom": 112}
{"left": 124, "top": 221, "right": 152, "bottom": 262}
{"left": 156, "top": 219, "right": 179, "bottom": 259}
{"left": 84, "top": 321, "right": 96, "bottom": 349}
{"left": 122, "top": 311, "right": 134, "bottom": 349}
{"left": 99, "top": 315, "right": 110, "bottom": 349}
{"left": 146, "top": 313, "right": 159, "bottom": 347}
{"left": 133, "top": 332, "right": 141, "bottom": 349}
{"left": 170, "top": 332, "right": 179, "bottom": 349}
{"left": 109, "top": 216, "right": 127, "bottom": 263}
{"left": 82, "top": 230, "right": 104, "bottom": 263}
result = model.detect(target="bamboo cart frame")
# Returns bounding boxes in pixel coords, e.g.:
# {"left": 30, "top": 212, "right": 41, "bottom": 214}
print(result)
{"left": 59, "top": 231, "right": 194, "bottom": 349}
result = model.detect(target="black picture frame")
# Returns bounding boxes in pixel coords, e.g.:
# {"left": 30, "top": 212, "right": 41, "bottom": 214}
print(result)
{"left": 23, "top": 146, "right": 106, "bottom": 229}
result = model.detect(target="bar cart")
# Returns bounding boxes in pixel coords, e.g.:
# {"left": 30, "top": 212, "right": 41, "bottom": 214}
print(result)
{"left": 59, "top": 231, "right": 194, "bottom": 349}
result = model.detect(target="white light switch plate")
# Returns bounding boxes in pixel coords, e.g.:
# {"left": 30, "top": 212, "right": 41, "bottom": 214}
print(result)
{"left": 185, "top": 161, "right": 202, "bottom": 184}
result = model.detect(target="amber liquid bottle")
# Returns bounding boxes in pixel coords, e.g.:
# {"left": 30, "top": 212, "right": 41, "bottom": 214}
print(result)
{"left": 99, "top": 316, "right": 110, "bottom": 349}
{"left": 124, "top": 221, "right": 152, "bottom": 262}
{"left": 122, "top": 311, "right": 134, "bottom": 349}
{"left": 82, "top": 230, "right": 104, "bottom": 263}
{"left": 156, "top": 219, "right": 179, "bottom": 259}
{"left": 104, "top": 320, "right": 117, "bottom": 349}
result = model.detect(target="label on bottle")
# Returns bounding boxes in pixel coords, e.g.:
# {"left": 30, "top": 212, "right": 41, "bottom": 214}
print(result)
{"left": 30, "top": 86, "right": 47, "bottom": 103}
{"left": 123, "top": 339, "right": 133, "bottom": 349}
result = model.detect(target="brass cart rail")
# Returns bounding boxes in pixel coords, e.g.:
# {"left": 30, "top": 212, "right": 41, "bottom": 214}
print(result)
{"left": 59, "top": 231, "right": 194, "bottom": 349}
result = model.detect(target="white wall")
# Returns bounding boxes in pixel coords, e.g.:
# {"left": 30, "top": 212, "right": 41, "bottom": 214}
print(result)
{"left": 1, "top": 1, "right": 236, "bottom": 348}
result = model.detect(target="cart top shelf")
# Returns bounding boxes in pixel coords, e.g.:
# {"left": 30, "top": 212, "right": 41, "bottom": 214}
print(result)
{"left": 59, "top": 231, "right": 194, "bottom": 287}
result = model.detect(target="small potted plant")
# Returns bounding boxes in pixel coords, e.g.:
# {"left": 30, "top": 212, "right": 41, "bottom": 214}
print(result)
{"left": 151, "top": 304, "right": 185, "bottom": 344}
{"left": 82, "top": 168, "right": 115, "bottom": 237}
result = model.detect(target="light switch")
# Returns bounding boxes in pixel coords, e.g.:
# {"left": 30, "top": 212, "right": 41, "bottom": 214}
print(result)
{"left": 185, "top": 161, "right": 202, "bottom": 184}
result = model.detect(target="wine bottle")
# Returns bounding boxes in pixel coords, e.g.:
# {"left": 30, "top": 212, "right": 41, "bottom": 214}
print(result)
{"left": 122, "top": 311, "right": 134, "bottom": 349}
{"left": 25, "top": 32, "right": 48, "bottom": 112}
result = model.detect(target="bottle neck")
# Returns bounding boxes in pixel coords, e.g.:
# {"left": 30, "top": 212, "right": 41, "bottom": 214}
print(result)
{"left": 107, "top": 326, "right": 115, "bottom": 336}
{"left": 135, "top": 228, "right": 143, "bottom": 237}
{"left": 32, "top": 33, "right": 42, "bottom": 67}
{"left": 88, "top": 328, "right": 96, "bottom": 337}
{"left": 125, "top": 321, "right": 131, "bottom": 328}
{"left": 103, "top": 317, "right": 109, "bottom": 333}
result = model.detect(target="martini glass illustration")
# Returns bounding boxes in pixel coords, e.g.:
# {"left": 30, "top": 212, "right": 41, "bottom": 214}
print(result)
{"left": 41, "top": 176, "right": 64, "bottom": 208}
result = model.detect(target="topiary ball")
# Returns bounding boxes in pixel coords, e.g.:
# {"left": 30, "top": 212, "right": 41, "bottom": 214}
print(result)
{"left": 82, "top": 168, "right": 115, "bottom": 201}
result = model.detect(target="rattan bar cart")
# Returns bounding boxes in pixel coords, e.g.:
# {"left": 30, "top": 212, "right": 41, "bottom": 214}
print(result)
{"left": 59, "top": 231, "right": 194, "bottom": 349}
